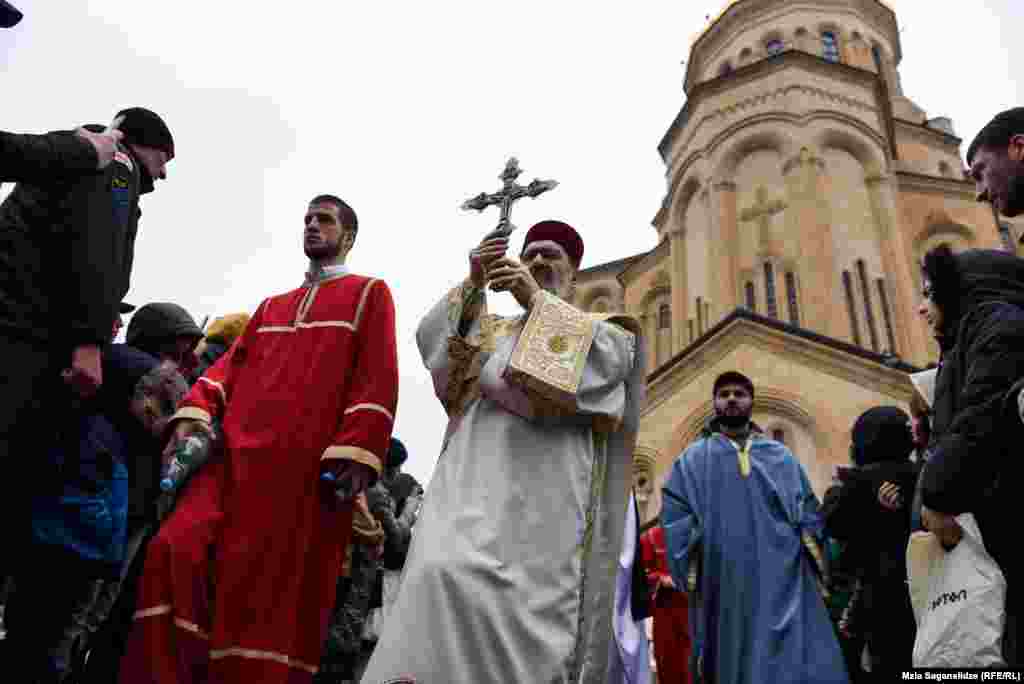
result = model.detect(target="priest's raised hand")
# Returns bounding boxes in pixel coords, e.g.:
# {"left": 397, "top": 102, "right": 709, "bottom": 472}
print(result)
{"left": 468, "top": 227, "right": 510, "bottom": 288}
{"left": 486, "top": 257, "right": 541, "bottom": 309}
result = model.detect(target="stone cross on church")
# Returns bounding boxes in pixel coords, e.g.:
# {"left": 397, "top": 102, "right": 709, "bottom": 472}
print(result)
{"left": 740, "top": 186, "right": 787, "bottom": 255}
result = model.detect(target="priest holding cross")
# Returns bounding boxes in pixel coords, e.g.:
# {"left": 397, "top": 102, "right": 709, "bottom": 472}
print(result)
{"left": 360, "top": 160, "right": 649, "bottom": 683}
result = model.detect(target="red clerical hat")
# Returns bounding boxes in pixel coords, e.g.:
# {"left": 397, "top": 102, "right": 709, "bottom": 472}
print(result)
{"left": 522, "top": 220, "right": 584, "bottom": 268}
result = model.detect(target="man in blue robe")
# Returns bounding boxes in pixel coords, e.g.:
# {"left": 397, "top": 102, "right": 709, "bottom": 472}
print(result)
{"left": 661, "top": 371, "right": 848, "bottom": 684}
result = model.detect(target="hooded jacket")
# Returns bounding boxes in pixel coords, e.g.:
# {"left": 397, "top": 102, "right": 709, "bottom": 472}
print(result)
{"left": 921, "top": 250, "right": 1024, "bottom": 507}
{"left": 822, "top": 406, "right": 917, "bottom": 673}
{"left": 0, "top": 128, "right": 141, "bottom": 349}
{"left": 919, "top": 249, "right": 1024, "bottom": 574}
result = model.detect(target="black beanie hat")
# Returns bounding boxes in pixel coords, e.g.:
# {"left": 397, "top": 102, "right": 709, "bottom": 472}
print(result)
{"left": 116, "top": 107, "right": 174, "bottom": 158}
{"left": 126, "top": 303, "right": 202, "bottom": 349}
{"left": 0, "top": 1, "right": 22, "bottom": 27}
{"left": 713, "top": 371, "right": 754, "bottom": 398}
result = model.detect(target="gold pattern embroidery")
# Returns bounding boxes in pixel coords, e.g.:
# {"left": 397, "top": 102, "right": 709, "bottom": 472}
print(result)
{"left": 505, "top": 291, "right": 596, "bottom": 413}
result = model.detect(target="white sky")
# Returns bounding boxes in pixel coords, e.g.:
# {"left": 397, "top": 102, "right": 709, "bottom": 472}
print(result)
{"left": 3, "top": 0, "right": 1023, "bottom": 486}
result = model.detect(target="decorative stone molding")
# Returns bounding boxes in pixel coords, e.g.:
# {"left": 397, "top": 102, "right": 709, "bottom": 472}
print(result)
{"left": 782, "top": 146, "right": 826, "bottom": 175}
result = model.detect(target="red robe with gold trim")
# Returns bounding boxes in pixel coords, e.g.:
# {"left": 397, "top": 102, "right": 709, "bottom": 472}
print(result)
{"left": 121, "top": 271, "right": 398, "bottom": 684}
{"left": 640, "top": 526, "right": 691, "bottom": 684}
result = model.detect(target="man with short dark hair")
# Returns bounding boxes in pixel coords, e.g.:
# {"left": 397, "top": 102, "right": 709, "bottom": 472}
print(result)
{"left": 661, "top": 371, "right": 848, "bottom": 684}
{"left": 122, "top": 194, "right": 398, "bottom": 684}
{"left": 967, "top": 107, "right": 1024, "bottom": 218}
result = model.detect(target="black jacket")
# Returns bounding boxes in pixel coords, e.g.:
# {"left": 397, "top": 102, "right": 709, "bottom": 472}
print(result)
{"left": 0, "top": 130, "right": 98, "bottom": 185}
{"left": 98, "top": 344, "right": 162, "bottom": 527}
{"left": 918, "top": 249, "right": 1024, "bottom": 574}
{"left": 0, "top": 130, "right": 141, "bottom": 349}
{"left": 823, "top": 406, "right": 917, "bottom": 673}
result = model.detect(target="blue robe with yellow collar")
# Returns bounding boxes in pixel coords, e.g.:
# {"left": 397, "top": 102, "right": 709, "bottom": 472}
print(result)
{"left": 661, "top": 429, "right": 848, "bottom": 684}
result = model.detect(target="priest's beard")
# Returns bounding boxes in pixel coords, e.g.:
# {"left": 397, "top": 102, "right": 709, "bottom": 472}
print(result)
{"left": 530, "top": 264, "right": 573, "bottom": 300}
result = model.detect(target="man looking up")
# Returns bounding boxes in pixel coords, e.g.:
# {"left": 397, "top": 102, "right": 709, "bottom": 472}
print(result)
{"left": 362, "top": 219, "right": 646, "bottom": 683}
{"left": 661, "top": 371, "right": 848, "bottom": 684}
{"left": 122, "top": 195, "right": 398, "bottom": 684}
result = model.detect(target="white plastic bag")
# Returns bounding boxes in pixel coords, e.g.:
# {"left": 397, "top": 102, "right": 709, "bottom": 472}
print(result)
{"left": 910, "top": 513, "right": 1006, "bottom": 667}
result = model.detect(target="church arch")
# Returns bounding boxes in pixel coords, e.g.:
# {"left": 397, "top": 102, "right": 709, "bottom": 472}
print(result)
{"left": 814, "top": 125, "right": 887, "bottom": 178}
{"left": 580, "top": 283, "right": 618, "bottom": 313}
{"left": 632, "top": 446, "right": 661, "bottom": 521}
{"left": 913, "top": 220, "right": 975, "bottom": 255}
{"left": 669, "top": 174, "right": 704, "bottom": 229}
{"left": 714, "top": 127, "right": 796, "bottom": 182}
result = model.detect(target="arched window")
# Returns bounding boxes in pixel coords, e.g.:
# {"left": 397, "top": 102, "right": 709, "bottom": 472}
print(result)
{"left": 785, "top": 271, "right": 800, "bottom": 326}
{"left": 822, "top": 31, "right": 840, "bottom": 62}
{"left": 857, "top": 259, "right": 880, "bottom": 352}
{"left": 772, "top": 428, "right": 786, "bottom": 445}
{"left": 876, "top": 278, "right": 897, "bottom": 354}
{"left": 763, "top": 262, "right": 778, "bottom": 319}
{"left": 766, "top": 39, "right": 784, "bottom": 57}
{"left": 744, "top": 281, "right": 757, "bottom": 312}
{"left": 658, "top": 303, "right": 671, "bottom": 329}
{"left": 843, "top": 270, "right": 862, "bottom": 346}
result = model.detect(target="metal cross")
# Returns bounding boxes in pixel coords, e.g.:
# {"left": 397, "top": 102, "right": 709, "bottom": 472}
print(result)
{"left": 461, "top": 157, "right": 558, "bottom": 235}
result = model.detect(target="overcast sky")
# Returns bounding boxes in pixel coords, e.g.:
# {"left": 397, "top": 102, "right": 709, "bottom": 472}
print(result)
{"left": 3, "top": 1, "right": 1023, "bottom": 486}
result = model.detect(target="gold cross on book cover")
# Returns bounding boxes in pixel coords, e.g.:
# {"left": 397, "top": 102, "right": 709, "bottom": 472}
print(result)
{"left": 505, "top": 291, "right": 596, "bottom": 412}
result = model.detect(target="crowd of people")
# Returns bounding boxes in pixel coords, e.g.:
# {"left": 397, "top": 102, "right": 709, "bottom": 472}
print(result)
{"left": 5, "top": 2, "right": 1024, "bottom": 681}
{"left": 643, "top": 107, "right": 1024, "bottom": 682}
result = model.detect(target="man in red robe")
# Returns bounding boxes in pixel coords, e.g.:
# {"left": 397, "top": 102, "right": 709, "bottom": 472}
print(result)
{"left": 120, "top": 194, "right": 398, "bottom": 683}
{"left": 640, "top": 525, "right": 691, "bottom": 683}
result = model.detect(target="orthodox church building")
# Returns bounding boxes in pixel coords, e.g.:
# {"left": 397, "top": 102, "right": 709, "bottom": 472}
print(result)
{"left": 568, "top": 0, "right": 1020, "bottom": 523}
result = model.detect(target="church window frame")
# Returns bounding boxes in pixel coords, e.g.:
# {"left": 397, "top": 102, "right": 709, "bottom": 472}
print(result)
{"left": 857, "top": 259, "right": 880, "bottom": 352}
{"left": 772, "top": 427, "right": 787, "bottom": 445}
{"left": 744, "top": 281, "right": 757, "bottom": 313}
{"left": 876, "top": 277, "right": 897, "bottom": 355}
{"left": 821, "top": 31, "right": 840, "bottom": 62}
{"left": 657, "top": 302, "right": 671, "bottom": 330}
{"left": 763, "top": 262, "right": 778, "bottom": 319}
{"left": 843, "top": 270, "right": 862, "bottom": 346}
{"left": 785, "top": 271, "right": 800, "bottom": 327}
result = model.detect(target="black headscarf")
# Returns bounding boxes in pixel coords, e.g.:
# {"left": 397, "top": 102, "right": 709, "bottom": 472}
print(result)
{"left": 850, "top": 406, "right": 914, "bottom": 466}
{"left": 923, "top": 247, "right": 1024, "bottom": 349}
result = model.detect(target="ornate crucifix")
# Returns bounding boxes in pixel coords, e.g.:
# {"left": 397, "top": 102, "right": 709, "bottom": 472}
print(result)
{"left": 461, "top": 157, "right": 558, "bottom": 236}
{"left": 740, "top": 186, "right": 787, "bottom": 255}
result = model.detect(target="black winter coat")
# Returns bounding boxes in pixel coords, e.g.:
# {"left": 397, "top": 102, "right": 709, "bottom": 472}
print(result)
{"left": 824, "top": 405, "right": 918, "bottom": 673}
{"left": 0, "top": 130, "right": 98, "bottom": 185}
{"left": 0, "top": 130, "right": 141, "bottom": 349}
{"left": 918, "top": 250, "right": 1024, "bottom": 577}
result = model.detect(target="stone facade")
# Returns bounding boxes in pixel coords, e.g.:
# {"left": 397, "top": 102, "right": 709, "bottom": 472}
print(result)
{"left": 570, "top": 0, "right": 1020, "bottom": 523}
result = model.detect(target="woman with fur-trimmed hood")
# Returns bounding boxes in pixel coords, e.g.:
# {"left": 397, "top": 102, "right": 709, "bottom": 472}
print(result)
{"left": 914, "top": 244, "right": 1024, "bottom": 665}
